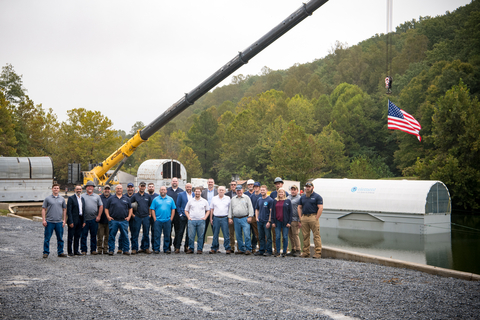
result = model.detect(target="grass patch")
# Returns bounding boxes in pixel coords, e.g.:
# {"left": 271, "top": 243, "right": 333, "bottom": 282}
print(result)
{"left": 0, "top": 209, "right": 10, "bottom": 216}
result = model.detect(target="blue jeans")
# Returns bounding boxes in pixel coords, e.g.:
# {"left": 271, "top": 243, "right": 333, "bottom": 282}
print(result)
{"left": 211, "top": 216, "right": 231, "bottom": 251}
{"left": 108, "top": 220, "right": 129, "bottom": 253}
{"left": 81, "top": 219, "right": 98, "bottom": 253}
{"left": 43, "top": 222, "right": 64, "bottom": 255}
{"left": 188, "top": 220, "right": 205, "bottom": 251}
{"left": 119, "top": 223, "right": 130, "bottom": 252}
{"left": 257, "top": 221, "right": 272, "bottom": 254}
{"left": 153, "top": 220, "right": 171, "bottom": 252}
{"left": 275, "top": 221, "right": 289, "bottom": 254}
{"left": 233, "top": 217, "right": 251, "bottom": 252}
{"left": 131, "top": 216, "right": 151, "bottom": 251}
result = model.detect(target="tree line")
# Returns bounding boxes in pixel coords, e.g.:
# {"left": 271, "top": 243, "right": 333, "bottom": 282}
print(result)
{"left": 1, "top": 1, "right": 479, "bottom": 210}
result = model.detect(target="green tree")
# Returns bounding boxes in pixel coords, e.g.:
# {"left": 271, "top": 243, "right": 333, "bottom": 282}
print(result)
{"left": 268, "top": 121, "right": 324, "bottom": 184}
{"left": 185, "top": 108, "right": 220, "bottom": 178}
{"left": 0, "top": 64, "right": 26, "bottom": 103}
{"left": 0, "top": 91, "right": 17, "bottom": 156}
{"left": 178, "top": 146, "right": 203, "bottom": 179}
{"left": 316, "top": 123, "right": 348, "bottom": 177}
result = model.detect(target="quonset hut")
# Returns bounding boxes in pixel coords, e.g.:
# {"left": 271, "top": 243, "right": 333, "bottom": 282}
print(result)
{"left": 0, "top": 157, "right": 54, "bottom": 202}
{"left": 135, "top": 159, "right": 187, "bottom": 190}
{"left": 313, "top": 178, "right": 451, "bottom": 234}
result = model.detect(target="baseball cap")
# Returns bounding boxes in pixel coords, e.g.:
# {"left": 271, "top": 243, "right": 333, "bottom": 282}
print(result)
{"left": 127, "top": 182, "right": 134, "bottom": 187}
{"left": 139, "top": 181, "right": 146, "bottom": 186}
{"left": 274, "top": 177, "right": 283, "bottom": 183}
{"left": 236, "top": 185, "right": 243, "bottom": 190}
{"left": 254, "top": 182, "right": 261, "bottom": 187}
{"left": 305, "top": 182, "right": 313, "bottom": 187}
{"left": 247, "top": 179, "right": 255, "bottom": 185}
{"left": 104, "top": 185, "right": 111, "bottom": 189}
{"left": 290, "top": 185, "right": 298, "bottom": 190}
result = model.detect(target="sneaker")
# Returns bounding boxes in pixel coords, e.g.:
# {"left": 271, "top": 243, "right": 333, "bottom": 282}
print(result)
{"left": 273, "top": 253, "right": 280, "bottom": 257}
{"left": 312, "top": 254, "right": 322, "bottom": 259}
{"left": 245, "top": 251, "right": 252, "bottom": 255}
{"left": 281, "top": 253, "right": 286, "bottom": 257}
{"left": 58, "top": 253, "right": 68, "bottom": 258}
{"left": 74, "top": 252, "right": 82, "bottom": 256}
{"left": 123, "top": 252, "right": 130, "bottom": 256}
{"left": 131, "top": 250, "right": 137, "bottom": 255}
{"left": 43, "top": 254, "right": 48, "bottom": 258}
{"left": 254, "top": 251, "right": 264, "bottom": 256}
{"left": 108, "top": 252, "right": 114, "bottom": 256}
{"left": 145, "top": 249, "right": 153, "bottom": 254}
{"left": 91, "top": 251, "right": 98, "bottom": 255}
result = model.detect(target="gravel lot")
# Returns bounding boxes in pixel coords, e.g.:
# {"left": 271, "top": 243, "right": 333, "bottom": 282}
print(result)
{"left": 0, "top": 216, "right": 479, "bottom": 320}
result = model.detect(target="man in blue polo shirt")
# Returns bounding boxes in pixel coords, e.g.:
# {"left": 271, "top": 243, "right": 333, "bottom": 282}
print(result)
{"left": 105, "top": 184, "right": 132, "bottom": 255}
{"left": 130, "top": 181, "right": 152, "bottom": 255}
{"left": 254, "top": 185, "right": 274, "bottom": 257}
{"left": 150, "top": 186, "right": 176, "bottom": 254}
{"left": 298, "top": 181, "right": 323, "bottom": 259}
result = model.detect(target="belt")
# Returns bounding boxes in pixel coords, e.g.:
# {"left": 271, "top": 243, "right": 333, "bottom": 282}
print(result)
{"left": 302, "top": 213, "right": 315, "bottom": 216}
{"left": 215, "top": 215, "right": 228, "bottom": 218}
{"left": 233, "top": 215, "right": 248, "bottom": 219}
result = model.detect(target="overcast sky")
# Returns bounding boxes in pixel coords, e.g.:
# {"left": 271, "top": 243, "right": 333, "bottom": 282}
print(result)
{"left": 0, "top": 0, "right": 471, "bottom": 132}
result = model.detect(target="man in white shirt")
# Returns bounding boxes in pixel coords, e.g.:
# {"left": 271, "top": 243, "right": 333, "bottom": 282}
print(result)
{"left": 209, "top": 186, "right": 232, "bottom": 254}
{"left": 185, "top": 187, "right": 210, "bottom": 254}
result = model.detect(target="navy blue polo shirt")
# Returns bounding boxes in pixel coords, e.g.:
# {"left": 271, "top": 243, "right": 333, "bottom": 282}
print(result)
{"left": 106, "top": 194, "right": 132, "bottom": 220}
{"left": 299, "top": 192, "right": 323, "bottom": 215}
{"left": 131, "top": 192, "right": 152, "bottom": 218}
{"left": 167, "top": 187, "right": 184, "bottom": 203}
{"left": 255, "top": 196, "right": 274, "bottom": 222}
{"left": 99, "top": 194, "right": 112, "bottom": 224}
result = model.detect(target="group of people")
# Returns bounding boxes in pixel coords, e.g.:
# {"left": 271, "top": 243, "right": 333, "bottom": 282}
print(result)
{"left": 41, "top": 177, "right": 323, "bottom": 259}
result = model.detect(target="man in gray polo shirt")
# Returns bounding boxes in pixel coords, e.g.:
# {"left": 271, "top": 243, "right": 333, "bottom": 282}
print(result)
{"left": 42, "top": 183, "right": 68, "bottom": 258}
{"left": 80, "top": 181, "right": 103, "bottom": 255}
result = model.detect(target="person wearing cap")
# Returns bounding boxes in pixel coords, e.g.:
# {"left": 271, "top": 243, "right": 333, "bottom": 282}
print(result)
{"left": 119, "top": 182, "right": 135, "bottom": 254}
{"left": 150, "top": 186, "right": 176, "bottom": 254}
{"left": 167, "top": 177, "right": 184, "bottom": 253}
{"left": 130, "top": 182, "right": 153, "bottom": 254}
{"left": 228, "top": 185, "right": 254, "bottom": 255}
{"left": 244, "top": 179, "right": 259, "bottom": 253}
{"left": 254, "top": 185, "right": 274, "bottom": 256}
{"left": 298, "top": 181, "right": 323, "bottom": 258}
{"left": 225, "top": 180, "right": 239, "bottom": 253}
{"left": 105, "top": 184, "right": 133, "bottom": 255}
{"left": 67, "top": 184, "right": 85, "bottom": 256}
{"left": 80, "top": 180, "right": 103, "bottom": 255}
{"left": 97, "top": 185, "right": 112, "bottom": 254}
{"left": 287, "top": 185, "right": 302, "bottom": 257}
{"left": 270, "top": 177, "right": 289, "bottom": 255}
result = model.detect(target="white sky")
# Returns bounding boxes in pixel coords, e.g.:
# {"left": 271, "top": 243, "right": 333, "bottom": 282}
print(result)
{"left": 0, "top": 0, "right": 471, "bottom": 132}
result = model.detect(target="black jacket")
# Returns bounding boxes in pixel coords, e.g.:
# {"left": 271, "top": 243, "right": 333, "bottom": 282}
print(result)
{"left": 67, "top": 194, "right": 86, "bottom": 225}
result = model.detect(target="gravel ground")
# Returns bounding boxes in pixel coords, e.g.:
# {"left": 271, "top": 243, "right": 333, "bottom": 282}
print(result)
{"left": 0, "top": 216, "right": 479, "bottom": 320}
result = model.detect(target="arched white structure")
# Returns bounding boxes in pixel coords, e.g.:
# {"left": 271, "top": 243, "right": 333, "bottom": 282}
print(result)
{"left": 313, "top": 178, "right": 451, "bottom": 234}
{"left": 136, "top": 159, "right": 187, "bottom": 190}
{"left": 0, "top": 157, "right": 54, "bottom": 201}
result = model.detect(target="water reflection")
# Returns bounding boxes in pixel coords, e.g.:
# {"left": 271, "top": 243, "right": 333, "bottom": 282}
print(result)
{"left": 320, "top": 214, "right": 480, "bottom": 275}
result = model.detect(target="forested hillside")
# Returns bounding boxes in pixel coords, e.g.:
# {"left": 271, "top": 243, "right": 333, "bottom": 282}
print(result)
{"left": 1, "top": 1, "right": 479, "bottom": 210}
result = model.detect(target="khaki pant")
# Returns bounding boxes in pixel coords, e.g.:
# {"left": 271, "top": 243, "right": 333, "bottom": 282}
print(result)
{"left": 271, "top": 227, "right": 276, "bottom": 253}
{"left": 300, "top": 215, "right": 321, "bottom": 256}
{"left": 288, "top": 221, "right": 301, "bottom": 251}
{"left": 249, "top": 218, "right": 259, "bottom": 250}
{"left": 229, "top": 222, "right": 239, "bottom": 251}
{"left": 97, "top": 223, "right": 109, "bottom": 253}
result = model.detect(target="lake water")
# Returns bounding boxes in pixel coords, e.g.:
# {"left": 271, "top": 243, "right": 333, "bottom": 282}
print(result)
{"left": 319, "top": 214, "right": 480, "bottom": 275}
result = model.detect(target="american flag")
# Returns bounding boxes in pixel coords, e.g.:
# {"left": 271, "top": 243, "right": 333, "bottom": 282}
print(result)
{"left": 388, "top": 100, "right": 422, "bottom": 141}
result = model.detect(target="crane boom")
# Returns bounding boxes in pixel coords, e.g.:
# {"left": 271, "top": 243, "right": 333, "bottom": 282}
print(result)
{"left": 85, "top": 0, "right": 329, "bottom": 186}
